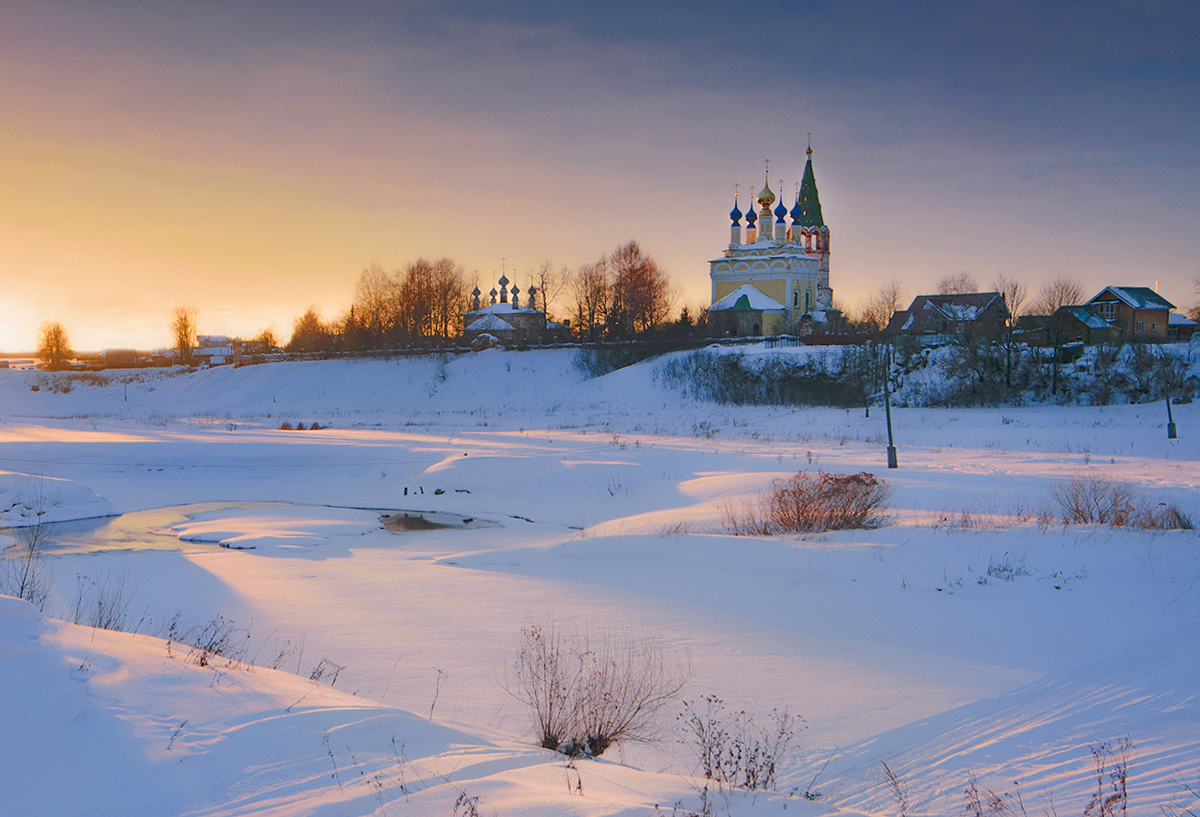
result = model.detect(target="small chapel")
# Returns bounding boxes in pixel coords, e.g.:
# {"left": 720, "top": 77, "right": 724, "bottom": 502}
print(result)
{"left": 460, "top": 274, "right": 569, "bottom": 346}
{"left": 708, "top": 145, "right": 840, "bottom": 337}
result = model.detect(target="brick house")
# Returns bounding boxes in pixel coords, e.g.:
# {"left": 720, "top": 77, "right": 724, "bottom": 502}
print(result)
{"left": 1084, "top": 287, "right": 1174, "bottom": 341}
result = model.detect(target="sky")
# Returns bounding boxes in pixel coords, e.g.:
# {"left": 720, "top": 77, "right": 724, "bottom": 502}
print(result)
{"left": 1, "top": 0, "right": 1198, "bottom": 351}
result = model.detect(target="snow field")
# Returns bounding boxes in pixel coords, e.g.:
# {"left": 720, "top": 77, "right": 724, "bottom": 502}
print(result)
{"left": 1, "top": 347, "right": 1198, "bottom": 816}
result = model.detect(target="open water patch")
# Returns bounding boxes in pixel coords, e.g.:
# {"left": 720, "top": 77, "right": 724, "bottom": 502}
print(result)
{"left": 1, "top": 501, "right": 498, "bottom": 555}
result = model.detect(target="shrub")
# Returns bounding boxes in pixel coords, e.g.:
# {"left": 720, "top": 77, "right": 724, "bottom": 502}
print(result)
{"left": 678, "top": 695, "right": 802, "bottom": 792}
{"left": 0, "top": 489, "right": 52, "bottom": 610}
{"left": 71, "top": 571, "right": 144, "bottom": 631}
{"left": 659, "top": 350, "right": 868, "bottom": 408}
{"left": 725, "top": 471, "right": 889, "bottom": 535}
{"left": 509, "top": 622, "right": 689, "bottom": 757}
{"left": 1052, "top": 475, "right": 1193, "bottom": 530}
{"left": 574, "top": 345, "right": 663, "bottom": 378}
{"left": 163, "top": 614, "right": 250, "bottom": 669}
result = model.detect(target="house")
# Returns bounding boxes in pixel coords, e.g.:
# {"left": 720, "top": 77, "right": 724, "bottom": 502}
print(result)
{"left": 101, "top": 349, "right": 139, "bottom": 368}
{"left": 194, "top": 335, "right": 235, "bottom": 366}
{"left": 1045, "top": 306, "right": 1122, "bottom": 346}
{"left": 1169, "top": 311, "right": 1198, "bottom": 343}
{"left": 1084, "top": 287, "right": 1174, "bottom": 341}
{"left": 888, "top": 292, "right": 1009, "bottom": 345}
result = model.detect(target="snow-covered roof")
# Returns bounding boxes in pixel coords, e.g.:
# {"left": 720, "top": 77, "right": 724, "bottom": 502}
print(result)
{"left": 710, "top": 284, "right": 786, "bottom": 312}
{"left": 469, "top": 302, "right": 542, "bottom": 316}
{"left": 1089, "top": 287, "right": 1175, "bottom": 311}
{"left": 466, "top": 314, "right": 516, "bottom": 332}
{"left": 1170, "top": 312, "right": 1198, "bottom": 326}
{"left": 939, "top": 304, "right": 981, "bottom": 321}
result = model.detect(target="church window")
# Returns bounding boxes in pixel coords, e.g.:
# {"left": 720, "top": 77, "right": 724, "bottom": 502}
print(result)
{"left": 1137, "top": 320, "right": 1144, "bottom": 333}
{"left": 805, "top": 290, "right": 812, "bottom": 309}
{"left": 794, "top": 290, "right": 800, "bottom": 307}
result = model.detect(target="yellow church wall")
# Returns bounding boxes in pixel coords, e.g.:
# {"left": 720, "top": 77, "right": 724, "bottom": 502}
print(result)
{"left": 762, "top": 312, "right": 788, "bottom": 335}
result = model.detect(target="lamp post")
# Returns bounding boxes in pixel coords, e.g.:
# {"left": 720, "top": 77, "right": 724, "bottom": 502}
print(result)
{"left": 1157, "top": 346, "right": 1178, "bottom": 440}
{"left": 873, "top": 341, "right": 898, "bottom": 468}
{"left": 884, "top": 360, "right": 898, "bottom": 468}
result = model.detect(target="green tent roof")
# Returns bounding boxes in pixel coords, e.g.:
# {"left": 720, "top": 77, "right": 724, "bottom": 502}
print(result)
{"left": 798, "top": 156, "right": 824, "bottom": 228}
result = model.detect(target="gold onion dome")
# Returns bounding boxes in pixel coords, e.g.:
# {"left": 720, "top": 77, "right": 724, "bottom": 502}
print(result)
{"left": 756, "top": 176, "right": 775, "bottom": 209}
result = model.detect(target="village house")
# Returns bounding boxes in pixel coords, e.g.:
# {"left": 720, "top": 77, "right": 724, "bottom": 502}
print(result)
{"left": 887, "top": 292, "right": 1009, "bottom": 345}
{"left": 1083, "top": 286, "right": 1174, "bottom": 341}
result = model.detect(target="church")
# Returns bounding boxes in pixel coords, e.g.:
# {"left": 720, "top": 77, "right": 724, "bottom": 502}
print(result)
{"left": 708, "top": 145, "right": 839, "bottom": 337}
{"left": 460, "top": 274, "right": 570, "bottom": 347}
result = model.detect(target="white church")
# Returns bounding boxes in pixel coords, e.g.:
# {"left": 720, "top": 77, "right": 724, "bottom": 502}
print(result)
{"left": 708, "top": 145, "right": 840, "bottom": 337}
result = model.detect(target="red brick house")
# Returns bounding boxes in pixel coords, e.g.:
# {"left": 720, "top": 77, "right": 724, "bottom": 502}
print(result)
{"left": 1084, "top": 287, "right": 1174, "bottom": 341}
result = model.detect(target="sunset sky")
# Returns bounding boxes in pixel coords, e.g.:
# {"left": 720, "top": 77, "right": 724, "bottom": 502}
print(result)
{"left": 1, "top": 1, "right": 1197, "bottom": 351}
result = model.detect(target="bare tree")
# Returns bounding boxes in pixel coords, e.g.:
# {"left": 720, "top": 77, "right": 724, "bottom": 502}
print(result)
{"left": 36, "top": 321, "right": 72, "bottom": 371}
{"left": 1189, "top": 275, "right": 1200, "bottom": 323}
{"left": 533, "top": 260, "right": 569, "bottom": 322}
{"left": 428, "top": 257, "right": 469, "bottom": 340}
{"left": 1031, "top": 275, "right": 1085, "bottom": 315}
{"left": 570, "top": 258, "right": 611, "bottom": 341}
{"left": 608, "top": 240, "right": 673, "bottom": 336}
{"left": 346, "top": 257, "right": 468, "bottom": 346}
{"left": 171, "top": 306, "right": 199, "bottom": 364}
{"left": 936, "top": 272, "right": 979, "bottom": 294}
{"left": 856, "top": 280, "right": 905, "bottom": 335}
{"left": 353, "top": 262, "right": 399, "bottom": 343}
{"left": 994, "top": 274, "right": 1028, "bottom": 388}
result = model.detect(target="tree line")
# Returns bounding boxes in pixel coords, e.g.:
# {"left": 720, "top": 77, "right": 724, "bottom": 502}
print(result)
{"left": 29, "top": 246, "right": 1200, "bottom": 369}
{"left": 286, "top": 240, "right": 685, "bottom": 353}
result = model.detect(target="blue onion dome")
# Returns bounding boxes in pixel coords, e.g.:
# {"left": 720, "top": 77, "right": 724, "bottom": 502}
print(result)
{"left": 790, "top": 194, "right": 803, "bottom": 221}
{"left": 498, "top": 274, "right": 509, "bottom": 287}
{"left": 730, "top": 198, "right": 742, "bottom": 223}
{"left": 745, "top": 206, "right": 758, "bottom": 226}
{"left": 774, "top": 198, "right": 787, "bottom": 220}
{"left": 472, "top": 286, "right": 481, "bottom": 297}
